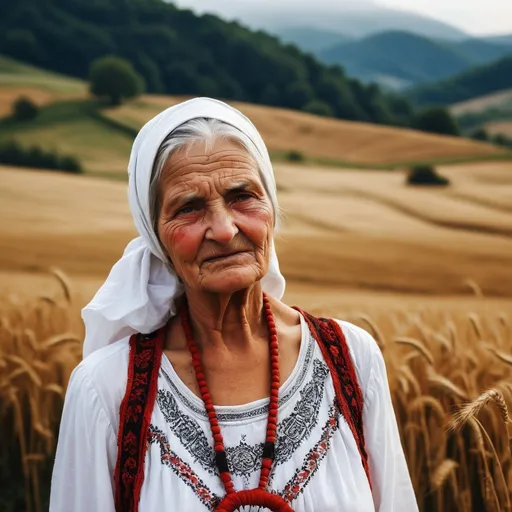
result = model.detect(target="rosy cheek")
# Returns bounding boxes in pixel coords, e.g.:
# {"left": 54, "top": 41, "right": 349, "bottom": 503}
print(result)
{"left": 166, "top": 223, "right": 203, "bottom": 260}
{"left": 234, "top": 205, "right": 273, "bottom": 240}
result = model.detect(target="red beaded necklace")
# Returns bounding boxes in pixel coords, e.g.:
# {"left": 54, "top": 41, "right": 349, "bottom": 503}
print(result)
{"left": 180, "top": 293, "right": 294, "bottom": 512}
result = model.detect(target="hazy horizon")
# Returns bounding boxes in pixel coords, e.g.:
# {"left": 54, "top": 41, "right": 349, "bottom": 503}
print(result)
{"left": 171, "top": 0, "right": 512, "bottom": 36}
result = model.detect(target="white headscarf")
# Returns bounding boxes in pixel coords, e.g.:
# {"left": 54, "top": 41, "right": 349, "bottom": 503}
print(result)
{"left": 81, "top": 97, "right": 286, "bottom": 358}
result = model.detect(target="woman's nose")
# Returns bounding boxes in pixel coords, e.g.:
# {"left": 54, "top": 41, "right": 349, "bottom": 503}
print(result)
{"left": 205, "top": 208, "right": 238, "bottom": 244}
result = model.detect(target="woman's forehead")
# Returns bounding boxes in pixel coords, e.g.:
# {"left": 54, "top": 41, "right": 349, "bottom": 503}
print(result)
{"left": 160, "top": 139, "right": 261, "bottom": 186}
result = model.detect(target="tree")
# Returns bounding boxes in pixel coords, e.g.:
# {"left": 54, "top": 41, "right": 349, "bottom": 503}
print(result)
{"left": 89, "top": 56, "right": 144, "bottom": 106}
{"left": 414, "top": 107, "right": 459, "bottom": 136}
{"left": 302, "top": 99, "right": 333, "bottom": 117}
{"left": 284, "top": 81, "right": 315, "bottom": 110}
{"left": 12, "top": 97, "right": 39, "bottom": 121}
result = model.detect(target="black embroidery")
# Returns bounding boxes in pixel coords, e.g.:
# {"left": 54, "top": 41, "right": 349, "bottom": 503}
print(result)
{"left": 156, "top": 389, "right": 216, "bottom": 473}
{"left": 156, "top": 358, "right": 329, "bottom": 477}
{"left": 147, "top": 400, "right": 340, "bottom": 510}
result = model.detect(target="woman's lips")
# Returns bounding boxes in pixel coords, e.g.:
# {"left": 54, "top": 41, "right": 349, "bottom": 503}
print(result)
{"left": 203, "top": 251, "right": 250, "bottom": 264}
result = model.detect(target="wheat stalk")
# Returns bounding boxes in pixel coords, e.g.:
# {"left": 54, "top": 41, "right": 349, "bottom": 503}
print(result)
{"left": 450, "top": 389, "right": 510, "bottom": 435}
{"left": 431, "top": 459, "right": 459, "bottom": 491}
{"left": 395, "top": 337, "right": 435, "bottom": 365}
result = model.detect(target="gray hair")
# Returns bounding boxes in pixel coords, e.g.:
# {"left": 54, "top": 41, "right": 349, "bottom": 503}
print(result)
{"left": 150, "top": 118, "right": 280, "bottom": 233}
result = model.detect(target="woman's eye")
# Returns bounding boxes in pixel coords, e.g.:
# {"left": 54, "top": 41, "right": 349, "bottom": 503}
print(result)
{"left": 234, "top": 193, "right": 252, "bottom": 202}
{"left": 175, "top": 205, "right": 196, "bottom": 216}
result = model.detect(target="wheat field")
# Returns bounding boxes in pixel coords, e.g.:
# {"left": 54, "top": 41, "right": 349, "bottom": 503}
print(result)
{"left": 1, "top": 160, "right": 512, "bottom": 511}
{"left": 2, "top": 273, "right": 511, "bottom": 512}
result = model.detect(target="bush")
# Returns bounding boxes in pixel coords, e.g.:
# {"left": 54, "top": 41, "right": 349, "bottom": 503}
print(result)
{"left": 0, "top": 140, "right": 82, "bottom": 173}
{"left": 470, "top": 127, "right": 489, "bottom": 142}
{"left": 89, "top": 56, "right": 145, "bottom": 106}
{"left": 285, "top": 150, "right": 305, "bottom": 162}
{"left": 12, "top": 97, "right": 39, "bottom": 121}
{"left": 414, "top": 107, "right": 459, "bottom": 136}
{"left": 407, "top": 165, "right": 450, "bottom": 186}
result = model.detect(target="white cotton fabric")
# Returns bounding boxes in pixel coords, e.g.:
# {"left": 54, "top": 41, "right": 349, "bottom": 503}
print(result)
{"left": 81, "top": 97, "right": 286, "bottom": 358}
{"left": 50, "top": 318, "right": 418, "bottom": 512}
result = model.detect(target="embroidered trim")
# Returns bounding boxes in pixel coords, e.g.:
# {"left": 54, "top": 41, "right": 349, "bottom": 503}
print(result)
{"left": 156, "top": 359, "right": 329, "bottom": 477}
{"left": 148, "top": 425, "right": 221, "bottom": 511}
{"left": 159, "top": 331, "right": 315, "bottom": 422}
{"left": 148, "top": 400, "right": 340, "bottom": 510}
{"left": 114, "top": 329, "right": 165, "bottom": 512}
{"left": 295, "top": 310, "right": 370, "bottom": 488}
{"left": 281, "top": 403, "right": 339, "bottom": 503}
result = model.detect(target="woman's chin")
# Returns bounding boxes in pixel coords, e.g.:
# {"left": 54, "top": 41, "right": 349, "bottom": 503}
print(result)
{"left": 199, "top": 267, "right": 262, "bottom": 294}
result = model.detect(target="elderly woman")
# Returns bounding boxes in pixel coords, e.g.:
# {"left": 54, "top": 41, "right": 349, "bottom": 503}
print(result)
{"left": 50, "top": 98, "right": 417, "bottom": 512}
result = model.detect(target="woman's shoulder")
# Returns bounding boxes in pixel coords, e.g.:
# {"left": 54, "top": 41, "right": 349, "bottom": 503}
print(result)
{"left": 67, "top": 338, "right": 131, "bottom": 430}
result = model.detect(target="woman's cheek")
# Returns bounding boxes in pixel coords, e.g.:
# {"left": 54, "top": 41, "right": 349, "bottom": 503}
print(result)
{"left": 165, "top": 223, "right": 203, "bottom": 260}
{"left": 236, "top": 204, "right": 273, "bottom": 240}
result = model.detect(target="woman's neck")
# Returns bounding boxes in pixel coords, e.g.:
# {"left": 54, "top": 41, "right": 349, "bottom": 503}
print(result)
{"left": 183, "top": 282, "right": 266, "bottom": 352}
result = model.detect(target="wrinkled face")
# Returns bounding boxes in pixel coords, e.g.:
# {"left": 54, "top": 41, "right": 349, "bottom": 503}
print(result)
{"left": 156, "top": 139, "right": 274, "bottom": 295}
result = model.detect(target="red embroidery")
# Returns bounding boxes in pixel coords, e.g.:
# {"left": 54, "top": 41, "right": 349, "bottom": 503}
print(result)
{"left": 114, "top": 328, "right": 165, "bottom": 512}
{"left": 293, "top": 309, "right": 371, "bottom": 489}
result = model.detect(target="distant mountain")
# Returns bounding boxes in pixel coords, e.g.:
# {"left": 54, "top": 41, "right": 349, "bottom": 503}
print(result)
{"left": 448, "top": 39, "right": 511, "bottom": 65}
{"left": 266, "top": 8, "right": 467, "bottom": 41}
{"left": 409, "top": 56, "right": 512, "bottom": 106}
{"left": 173, "top": 1, "right": 469, "bottom": 41}
{"left": 278, "top": 27, "right": 351, "bottom": 54}
{"left": 482, "top": 34, "right": 512, "bottom": 45}
{"left": 316, "top": 31, "right": 512, "bottom": 90}
{"left": 319, "top": 31, "right": 473, "bottom": 90}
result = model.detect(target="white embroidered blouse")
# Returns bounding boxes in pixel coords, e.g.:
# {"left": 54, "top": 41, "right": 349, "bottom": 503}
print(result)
{"left": 50, "top": 315, "right": 418, "bottom": 511}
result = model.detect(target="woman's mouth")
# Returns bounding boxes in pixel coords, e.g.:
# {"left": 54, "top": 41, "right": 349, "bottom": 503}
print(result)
{"left": 203, "top": 251, "right": 249, "bottom": 264}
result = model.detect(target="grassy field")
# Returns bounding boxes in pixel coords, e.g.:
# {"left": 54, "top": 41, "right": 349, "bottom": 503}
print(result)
{"left": 0, "top": 56, "right": 86, "bottom": 117}
{"left": 102, "top": 95, "right": 507, "bottom": 166}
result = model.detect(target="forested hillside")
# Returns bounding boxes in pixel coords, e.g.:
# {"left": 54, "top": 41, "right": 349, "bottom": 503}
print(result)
{"left": 409, "top": 56, "right": 512, "bottom": 106}
{"left": 0, "top": 0, "right": 413, "bottom": 126}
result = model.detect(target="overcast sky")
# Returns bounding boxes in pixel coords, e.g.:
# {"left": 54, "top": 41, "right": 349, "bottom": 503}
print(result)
{"left": 381, "top": 0, "right": 512, "bottom": 35}
{"left": 173, "top": 0, "right": 512, "bottom": 36}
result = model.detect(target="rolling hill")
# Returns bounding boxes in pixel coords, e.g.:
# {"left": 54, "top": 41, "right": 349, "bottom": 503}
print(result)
{"left": 0, "top": 55, "right": 86, "bottom": 116}
{"left": 409, "top": 56, "right": 512, "bottom": 106}
{"left": 0, "top": 56, "right": 508, "bottom": 176}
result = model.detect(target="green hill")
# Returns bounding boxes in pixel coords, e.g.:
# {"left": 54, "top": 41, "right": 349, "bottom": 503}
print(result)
{"left": 0, "top": 55, "right": 86, "bottom": 93}
{"left": 409, "top": 56, "right": 512, "bottom": 106}
{"left": 319, "top": 31, "right": 473, "bottom": 89}
{"left": 0, "top": 0, "right": 412, "bottom": 127}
